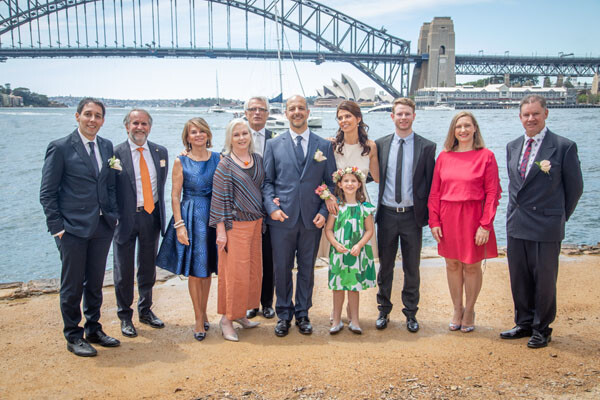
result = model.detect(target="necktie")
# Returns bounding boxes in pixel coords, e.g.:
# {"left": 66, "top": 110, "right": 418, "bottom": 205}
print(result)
{"left": 395, "top": 138, "right": 405, "bottom": 203}
{"left": 294, "top": 136, "right": 306, "bottom": 168}
{"left": 88, "top": 142, "right": 99, "bottom": 177}
{"left": 519, "top": 139, "right": 534, "bottom": 180}
{"left": 137, "top": 148, "right": 155, "bottom": 214}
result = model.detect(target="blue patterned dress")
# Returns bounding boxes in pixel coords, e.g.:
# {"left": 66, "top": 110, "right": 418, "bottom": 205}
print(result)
{"left": 156, "top": 153, "right": 220, "bottom": 277}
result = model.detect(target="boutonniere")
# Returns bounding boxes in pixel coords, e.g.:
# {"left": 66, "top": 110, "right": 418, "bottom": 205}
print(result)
{"left": 535, "top": 160, "right": 551, "bottom": 174}
{"left": 108, "top": 156, "right": 122, "bottom": 171}
{"left": 313, "top": 149, "right": 327, "bottom": 162}
{"left": 160, "top": 159, "right": 166, "bottom": 168}
{"left": 271, "top": 131, "right": 281, "bottom": 138}
{"left": 314, "top": 183, "right": 332, "bottom": 200}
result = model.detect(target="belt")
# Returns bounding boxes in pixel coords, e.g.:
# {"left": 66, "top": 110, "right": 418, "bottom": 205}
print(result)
{"left": 136, "top": 202, "right": 158, "bottom": 213}
{"left": 381, "top": 205, "right": 414, "bottom": 213}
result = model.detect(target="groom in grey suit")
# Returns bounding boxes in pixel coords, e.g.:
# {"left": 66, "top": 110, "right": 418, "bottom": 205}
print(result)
{"left": 501, "top": 94, "right": 583, "bottom": 348}
{"left": 263, "top": 95, "right": 336, "bottom": 337}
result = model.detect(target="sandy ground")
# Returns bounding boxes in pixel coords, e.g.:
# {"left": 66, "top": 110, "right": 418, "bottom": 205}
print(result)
{"left": 1, "top": 255, "right": 599, "bottom": 399}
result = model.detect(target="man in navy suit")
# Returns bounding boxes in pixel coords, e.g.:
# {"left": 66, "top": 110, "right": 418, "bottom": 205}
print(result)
{"left": 501, "top": 94, "right": 583, "bottom": 348}
{"left": 113, "top": 109, "right": 169, "bottom": 337}
{"left": 263, "top": 95, "right": 337, "bottom": 336}
{"left": 40, "top": 98, "right": 120, "bottom": 357}
{"left": 244, "top": 96, "right": 277, "bottom": 320}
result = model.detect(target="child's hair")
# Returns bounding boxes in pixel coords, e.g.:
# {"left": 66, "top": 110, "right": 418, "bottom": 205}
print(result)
{"left": 333, "top": 168, "right": 366, "bottom": 204}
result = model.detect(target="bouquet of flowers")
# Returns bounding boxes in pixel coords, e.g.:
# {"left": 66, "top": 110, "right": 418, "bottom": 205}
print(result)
{"left": 315, "top": 183, "right": 332, "bottom": 200}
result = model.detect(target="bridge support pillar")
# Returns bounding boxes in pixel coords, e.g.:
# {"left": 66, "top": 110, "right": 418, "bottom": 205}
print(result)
{"left": 592, "top": 72, "right": 599, "bottom": 95}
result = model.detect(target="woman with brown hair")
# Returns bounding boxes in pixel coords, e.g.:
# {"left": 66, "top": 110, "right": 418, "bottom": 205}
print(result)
{"left": 428, "top": 111, "right": 501, "bottom": 333}
{"left": 156, "top": 117, "right": 220, "bottom": 342}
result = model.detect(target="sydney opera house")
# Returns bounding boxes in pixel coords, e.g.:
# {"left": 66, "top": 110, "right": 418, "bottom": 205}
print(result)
{"left": 314, "top": 73, "right": 393, "bottom": 107}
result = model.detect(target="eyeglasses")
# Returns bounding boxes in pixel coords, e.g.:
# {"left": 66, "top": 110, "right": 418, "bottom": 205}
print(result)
{"left": 247, "top": 107, "right": 268, "bottom": 113}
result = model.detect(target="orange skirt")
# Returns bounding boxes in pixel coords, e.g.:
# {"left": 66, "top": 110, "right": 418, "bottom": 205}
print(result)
{"left": 217, "top": 219, "right": 263, "bottom": 320}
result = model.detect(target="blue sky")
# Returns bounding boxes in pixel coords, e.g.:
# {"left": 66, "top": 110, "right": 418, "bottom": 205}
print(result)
{"left": 1, "top": 0, "right": 597, "bottom": 100}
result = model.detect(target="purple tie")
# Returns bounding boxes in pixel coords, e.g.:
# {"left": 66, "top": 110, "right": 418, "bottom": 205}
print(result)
{"left": 519, "top": 139, "right": 534, "bottom": 180}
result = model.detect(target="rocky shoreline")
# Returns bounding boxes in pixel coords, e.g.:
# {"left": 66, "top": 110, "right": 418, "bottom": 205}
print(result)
{"left": 1, "top": 244, "right": 598, "bottom": 301}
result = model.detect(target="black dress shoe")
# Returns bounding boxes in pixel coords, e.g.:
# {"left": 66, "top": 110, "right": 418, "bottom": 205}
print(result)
{"left": 121, "top": 320, "right": 137, "bottom": 338}
{"left": 500, "top": 326, "right": 532, "bottom": 339}
{"left": 139, "top": 310, "right": 165, "bottom": 328}
{"left": 527, "top": 330, "right": 552, "bottom": 349}
{"left": 406, "top": 317, "right": 420, "bottom": 333}
{"left": 295, "top": 316, "right": 313, "bottom": 335}
{"left": 262, "top": 306, "right": 276, "bottom": 319}
{"left": 274, "top": 319, "right": 291, "bottom": 337}
{"left": 86, "top": 330, "right": 121, "bottom": 347}
{"left": 67, "top": 338, "right": 97, "bottom": 357}
{"left": 376, "top": 313, "right": 389, "bottom": 330}
{"left": 246, "top": 308, "right": 259, "bottom": 319}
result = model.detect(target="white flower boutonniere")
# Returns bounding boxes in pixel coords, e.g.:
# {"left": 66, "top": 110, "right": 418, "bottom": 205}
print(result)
{"left": 271, "top": 131, "right": 281, "bottom": 138}
{"left": 535, "top": 160, "right": 551, "bottom": 174}
{"left": 313, "top": 149, "right": 327, "bottom": 162}
{"left": 108, "top": 156, "right": 123, "bottom": 171}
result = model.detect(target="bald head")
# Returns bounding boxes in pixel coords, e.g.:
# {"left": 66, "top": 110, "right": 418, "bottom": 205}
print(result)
{"left": 285, "top": 95, "right": 310, "bottom": 133}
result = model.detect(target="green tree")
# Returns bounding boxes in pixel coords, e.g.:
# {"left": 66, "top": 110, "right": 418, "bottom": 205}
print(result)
{"left": 563, "top": 78, "right": 574, "bottom": 89}
{"left": 577, "top": 94, "right": 588, "bottom": 104}
{"left": 543, "top": 77, "right": 551, "bottom": 87}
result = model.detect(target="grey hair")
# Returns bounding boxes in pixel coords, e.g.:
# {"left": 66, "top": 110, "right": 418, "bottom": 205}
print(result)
{"left": 223, "top": 118, "right": 255, "bottom": 155}
{"left": 123, "top": 108, "right": 153, "bottom": 127}
{"left": 244, "top": 96, "right": 270, "bottom": 111}
{"left": 520, "top": 94, "right": 547, "bottom": 111}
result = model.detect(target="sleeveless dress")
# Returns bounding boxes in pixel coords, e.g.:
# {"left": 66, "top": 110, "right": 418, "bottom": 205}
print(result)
{"left": 318, "top": 142, "right": 378, "bottom": 258}
{"left": 328, "top": 202, "right": 377, "bottom": 291}
{"left": 156, "top": 153, "right": 220, "bottom": 277}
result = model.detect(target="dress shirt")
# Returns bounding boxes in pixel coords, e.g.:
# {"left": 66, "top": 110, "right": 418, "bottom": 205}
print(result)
{"left": 519, "top": 127, "right": 547, "bottom": 178}
{"left": 251, "top": 127, "right": 266, "bottom": 157}
{"left": 78, "top": 129, "right": 102, "bottom": 172}
{"left": 128, "top": 138, "right": 158, "bottom": 207}
{"left": 289, "top": 128, "right": 310, "bottom": 157}
{"left": 382, "top": 132, "right": 414, "bottom": 208}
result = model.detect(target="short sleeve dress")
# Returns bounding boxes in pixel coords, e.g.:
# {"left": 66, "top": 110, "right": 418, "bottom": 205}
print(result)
{"left": 328, "top": 202, "right": 377, "bottom": 291}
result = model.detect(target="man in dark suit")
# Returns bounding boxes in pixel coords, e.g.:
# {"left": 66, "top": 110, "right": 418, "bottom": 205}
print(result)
{"left": 501, "top": 94, "right": 583, "bottom": 348}
{"left": 263, "top": 95, "right": 337, "bottom": 336}
{"left": 375, "top": 97, "right": 436, "bottom": 333}
{"left": 244, "top": 96, "right": 276, "bottom": 320}
{"left": 40, "top": 98, "right": 120, "bottom": 357}
{"left": 113, "top": 109, "right": 169, "bottom": 337}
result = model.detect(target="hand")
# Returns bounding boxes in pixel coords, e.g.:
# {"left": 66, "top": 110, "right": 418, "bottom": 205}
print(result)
{"left": 313, "top": 213, "right": 326, "bottom": 228}
{"left": 273, "top": 197, "right": 281, "bottom": 206}
{"left": 57, "top": 232, "right": 64, "bottom": 239}
{"left": 176, "top": 226, "right": 190, "bottom": 246}
{"left": 474, "top": 226, "right": 490, "bottom": 246}
{"left": 325, "top": 195, "right": 338, "bottom": 215}
{"left": 431, "top": 226, "right": 443, "bottom": 243}
{"left": 270, "top": 209, "right": 289, "bottom": 222}
{"left": 179, "top": 148, "right": 189, "bottom": 157}
{"left": 216, "top": 233, "right": 227, "bottom": 252}
{"left": 350, "top": 244, "right": 362, "bottom": 257}
{"left": 326, "top": 136, "right": 335, "bottom": 143}
{"left": 334, "top": 243, "right": 348, "bottom": 253}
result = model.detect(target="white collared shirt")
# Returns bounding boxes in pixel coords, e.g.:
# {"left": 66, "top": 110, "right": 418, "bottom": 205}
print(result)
{"left": 382, "top": 132, "right": 415, "bottom": 207}
{"left": 78, "top": 129, "right": 102, "bottom": 172}
{"left": 289, "top": 128, "right": 310, "bottom": 157}
{"left": 251, "top": 127, "right": 266, "bottom": 157}
{"left": 128, "top": 138, "right": 158, "bottom": 207}
{"left": 519, "top": 126, "right": 547, "bottom": 177}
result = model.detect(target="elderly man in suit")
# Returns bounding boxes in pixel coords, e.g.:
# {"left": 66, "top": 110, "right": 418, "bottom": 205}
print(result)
{"left": 375, "top": 97, "right": 436, "bottom": 333}
{"left": 263, "top": 95, "right": 337, "bottom": 336}
{"left": 40, "top": 98, "right": 120, "bottom": 357}
{"left": 244, "top": 96, "right": 277, "bottom": 320}
{"left": 501, "top": 94, "right": 583, "bottom": 348}
{"left": 113, "top": 109, "right": 169, "bottom": 337}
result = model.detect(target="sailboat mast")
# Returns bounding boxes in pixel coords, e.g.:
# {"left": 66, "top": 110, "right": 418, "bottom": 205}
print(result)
{"left": 275, "top": 1, "right": 283, "bottom": 101}
{"left": 215, "top": 71, "right": 221, "bottom": 106}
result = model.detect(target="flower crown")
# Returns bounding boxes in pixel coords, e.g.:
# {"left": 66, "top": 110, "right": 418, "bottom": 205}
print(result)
{"left": 332, "top": 166, "right": 366, "bottom": 183}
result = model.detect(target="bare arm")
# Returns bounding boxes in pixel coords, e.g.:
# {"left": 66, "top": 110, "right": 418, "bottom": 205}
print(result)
{"left": 350, "top": 214, "right": 374, "bottom": 256}
{"left": 325, "top": 214, "right": 347, "bottom": 253}
{"left": 170, "top": 158, "right": 189, "bottom": 245}
{"left": 368, "top": 140, "right": 380, "bottom": 183}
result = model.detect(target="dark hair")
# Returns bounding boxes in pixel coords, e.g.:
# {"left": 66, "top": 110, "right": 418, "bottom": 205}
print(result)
{"left": 333, "top": 173, "right": 366, "bottom": 205}
{"left": 334, "top": 100, "right": 371, "bottom": 157}
{"left": 520, "top": 94, "right": 547, "bottom": 111}
{"left": 443, "top": 111, "right": 486, "bottom": 151}
{"left": 77, "top": 97, "right": 106, "bottom": 117}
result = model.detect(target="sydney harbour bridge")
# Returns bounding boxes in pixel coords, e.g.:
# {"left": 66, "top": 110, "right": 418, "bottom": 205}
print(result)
{"left": 1, "top": 0, "right": 599, "bottom": 97}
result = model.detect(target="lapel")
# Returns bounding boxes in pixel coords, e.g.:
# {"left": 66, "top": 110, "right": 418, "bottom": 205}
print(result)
{"left": 412, "top": 133, "right": 422, "bottom": 177}
{"left": 264, "top": 128, "right": 273, "bottom": 152}
{"left": 521, "top": 130, "right": 556, "bottom": 189}
{"left": 284, "top": 130, "right": 302, "bottom": 175}
{"left": 379, "top": 134, "right": 394, "bottom": 184}
{"left": 70, "top": 130, "right": 97, "bottom": 180}
{"left": 301, "top": 131, "right": 319, "bottom": 178}
{"left": 97, "top": 136, "right": 111, "bottom": 180}
{"left": 508, "top": 137, "right": 524, "bottom": 185}
{"left": 120, "top": 142, "right": 137, "bottom": 195}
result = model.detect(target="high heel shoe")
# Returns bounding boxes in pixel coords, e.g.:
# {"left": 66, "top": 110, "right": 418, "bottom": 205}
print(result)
{"left": 234, "top": 318, "right": 260, "bottom": 329}
{"left": 219, "top": 320, "right": 239, "bottom": 342}
{"left": 460, "top": 311, "right": 475, "bottom": 333}
{"left": 193, "top": 330, "right": 206, "bottom": 341}
{"left": 448, "top": 322, "right": 461, "bottom": 331}
{"left": 329, "top": 321, "right": 344, "bottom": 335}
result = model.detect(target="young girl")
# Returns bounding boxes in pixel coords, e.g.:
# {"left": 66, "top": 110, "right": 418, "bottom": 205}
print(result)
{"left": 324, "top": 166, "right": 376, "bottom": 335}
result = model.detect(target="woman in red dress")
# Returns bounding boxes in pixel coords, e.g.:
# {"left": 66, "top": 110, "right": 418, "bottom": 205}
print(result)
{"left": 428, "top": 111, "right": 501, "bottom": 333}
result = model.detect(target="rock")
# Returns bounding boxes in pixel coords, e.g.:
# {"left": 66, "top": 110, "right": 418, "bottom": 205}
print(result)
{"left": 0, "top": 283, "right": 24, "bottom": 300}
{"left": 0, "top": 282, "right": 23, "bottom": 289}
{"left": 24, "top": 279, "right": 60, "bottom": 295}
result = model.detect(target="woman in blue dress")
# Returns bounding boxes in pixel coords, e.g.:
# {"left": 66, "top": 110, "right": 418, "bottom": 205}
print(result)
{"left": 156, "top": 117, "right": 220, "bottom": 341}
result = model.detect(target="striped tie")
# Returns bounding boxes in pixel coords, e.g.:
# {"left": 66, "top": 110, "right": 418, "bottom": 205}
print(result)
{"left": 519, "top": 139, "right": 534, "bottom": 180}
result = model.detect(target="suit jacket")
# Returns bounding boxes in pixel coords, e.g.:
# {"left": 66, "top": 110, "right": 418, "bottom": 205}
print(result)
{"left": 506, "top": 129, "right": 583, "bottom": 242}
{"left": 263, "top": 130, "right": 337, "bottom": 230}
{"left": 375, "top": 132, "right": 436, "bottom": 227}
{"left": 113, "top": 140, "right": 169, "bottom": 245}
{"left": 40, "top": 129, "right": 118, "bottom": 238}
{"left": 263, "top": 128, "right": 274, "bottom": 153}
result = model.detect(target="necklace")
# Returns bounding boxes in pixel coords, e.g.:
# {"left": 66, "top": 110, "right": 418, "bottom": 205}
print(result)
{"left": 232, "top": 151, "right": 251, "bottom": 166}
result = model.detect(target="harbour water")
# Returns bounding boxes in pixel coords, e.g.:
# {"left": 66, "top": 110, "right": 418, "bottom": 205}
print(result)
{"left": 0, "top": 107, "right": 598, "bottom": 282}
